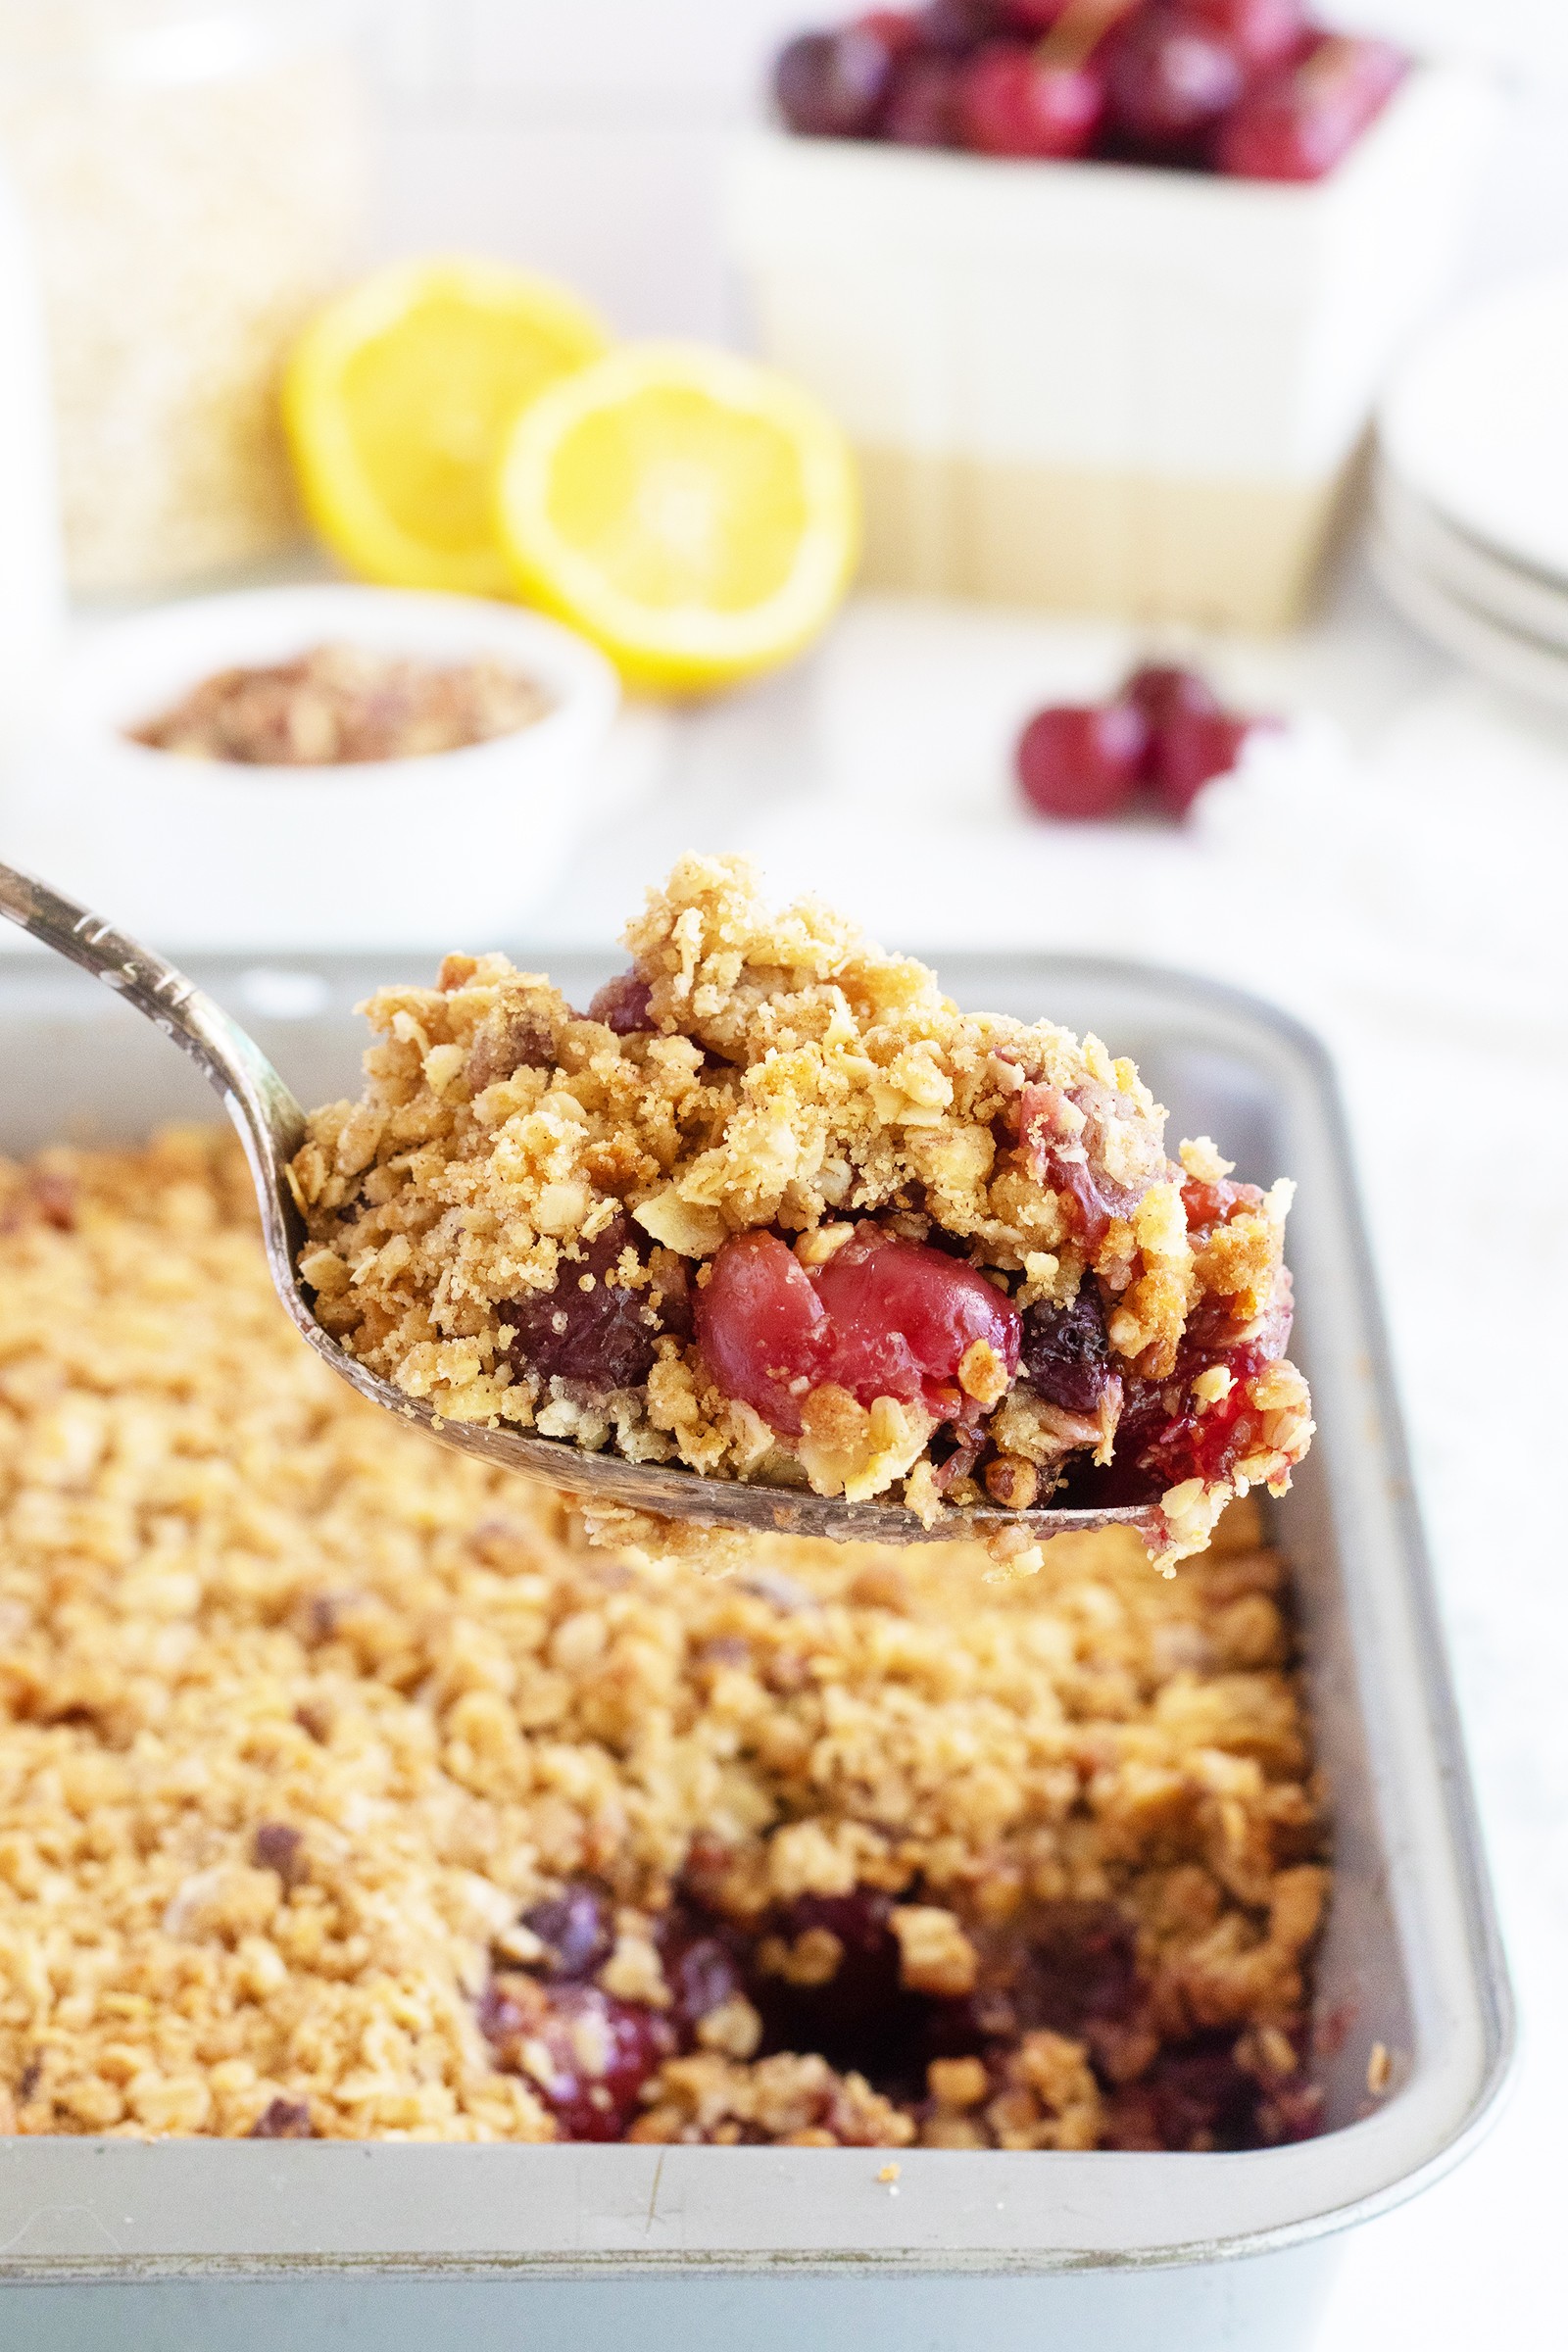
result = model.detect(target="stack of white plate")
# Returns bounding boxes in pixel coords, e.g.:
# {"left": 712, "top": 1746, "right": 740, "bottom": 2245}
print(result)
{"left": 1372, "top": 273, "right": 1568, "bottom": 710}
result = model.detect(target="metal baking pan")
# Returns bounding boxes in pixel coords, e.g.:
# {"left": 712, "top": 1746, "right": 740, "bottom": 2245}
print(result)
{"left": 0, "top": 947, "right": 1513, "bottom": 2351}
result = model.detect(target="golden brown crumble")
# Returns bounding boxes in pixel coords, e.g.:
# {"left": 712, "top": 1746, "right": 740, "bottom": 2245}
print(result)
{"left": 0, "top": 1134, "right": 1326, "bottom": 2147}
{"left": 292, "top": 854, "right": 1313, "bottom": 1566}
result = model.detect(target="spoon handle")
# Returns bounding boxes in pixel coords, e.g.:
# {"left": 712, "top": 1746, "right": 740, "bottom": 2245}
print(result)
{"left": 0, "top": 856, "right": 307, "bottom": 1189}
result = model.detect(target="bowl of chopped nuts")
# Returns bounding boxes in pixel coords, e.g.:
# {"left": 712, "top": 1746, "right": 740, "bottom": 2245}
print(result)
{"left": 2, "top": 582, "right": 621, "bottom": 950}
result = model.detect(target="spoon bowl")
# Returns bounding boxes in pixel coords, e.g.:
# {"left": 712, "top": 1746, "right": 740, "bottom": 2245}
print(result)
{"left": 0, "top": 859, "right": 1157, "bottom": 1550}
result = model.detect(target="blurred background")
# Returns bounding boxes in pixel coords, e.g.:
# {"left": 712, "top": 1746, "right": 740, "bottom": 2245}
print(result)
{"left": 1, "top": 4, "right": 1565, "bottom": 2344}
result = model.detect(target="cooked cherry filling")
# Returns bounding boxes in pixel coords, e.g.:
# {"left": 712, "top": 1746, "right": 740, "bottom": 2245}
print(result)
{"left": 481, "top": 1879, "right": 1323, "bottom": 2153}
{"left": 1020, "top": 1288, "right": 1115, "bottom": 1415}
{"left": 1016, "top": 1079, "right": 1152, "bottom": 1250}
{"left": 481, "top": 1979, "right": 677, "bottom": 2142}
{"left": 1058, "top": 1175, "right": 1297, "bottom": 1511}
{"left": 1137, "top": 1341, "right": 1273, "bottom": 1488}
{"left": 502, "top": 1141, "right": 1292, "bottom": 1533}
{"left": 697, "top": 1224, "right": 1021, "bottom": 1437}
{"left": 503, "top": 1211, "right": 692, "bottom": 1393}
{"left": 587, "top": 970, "right": 655, "bottom": 1036}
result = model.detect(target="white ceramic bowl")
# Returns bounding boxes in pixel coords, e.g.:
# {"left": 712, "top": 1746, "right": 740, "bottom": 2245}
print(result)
{"left": 2, "top": 584, "right": 620, "bottom": 951}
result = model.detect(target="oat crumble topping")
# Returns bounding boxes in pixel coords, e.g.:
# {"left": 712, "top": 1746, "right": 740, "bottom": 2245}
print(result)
{"left": 292, "top": 854, "right": 1314, "bottom": 1567}
{"left": 0, "top": 1134, "right": 1325, "bottom": 2148}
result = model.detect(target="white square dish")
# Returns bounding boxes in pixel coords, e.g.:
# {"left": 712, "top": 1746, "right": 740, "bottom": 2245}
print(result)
{"left": 724, "top": 67, "right": 1503, "bottom": 626}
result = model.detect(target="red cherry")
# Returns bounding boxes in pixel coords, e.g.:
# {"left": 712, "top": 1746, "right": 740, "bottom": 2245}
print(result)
{"left": 917, "top": 0, "right": 1011, "bottom": 55}
{"left": 1175, "top": 0, "right": 1307, "bottom": 76}
{"left": 810, "top": 1233, "right": 1020, "bottom": 1417}
{"left": 883, "top": 48, "right": 968, "bottom": 141}
{"left": 1152, "top": 709, "right": 1258, "bottom": 813}
{"left": 1116, "top": 662, "right": 1281, "bottom": 814}
{"left": 696, "top": 1226, "right": 1019, "bottom": 1435}
{"left": 696, "top": 1234, "right": 824, "bottom": 1434}
{"left": 482, "top": 1982, "right": 675, "bottom": 2142}
{"left": 1016, "top": 702, "right": 1148, "bottom": 820}
{"left": 1020, "top": 1287, "right": 1114, "bottom": 1413}
{"left": 1001, "top": 0, "right": 1075, "bottom": 27}
{"left": 1103, "top": 9, "right": 1245, "bottom": 158}
{"left": 775, "top": 24, "right": 901, "bottom": 137}
{"left": 1121, "top": 662, "right": 1222, "bottom": 757}
{"left": 520, "top": 1885, "right": 614, "bottom": 1981}
{"left": 587, "top": 968, "right": 654, "bottom": 1034}
{"left": 660, "top": 1928, "right": 749, "bottom": 2044}
{"left": 1215, "top": 33, "right": 1406, "bottom": 179}
{"left": 959, "top": 39, "right": 1104, "bottom": 157}
{"left": 855, "top": 9, "right": 923, "bottom": 60}
{"left": 503, "top": 1211, "right": 678, "bottom": 1394}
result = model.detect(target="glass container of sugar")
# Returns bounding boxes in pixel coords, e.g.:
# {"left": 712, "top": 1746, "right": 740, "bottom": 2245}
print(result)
{"left": 0, "top": 2, "right": 370, "bottom": 594}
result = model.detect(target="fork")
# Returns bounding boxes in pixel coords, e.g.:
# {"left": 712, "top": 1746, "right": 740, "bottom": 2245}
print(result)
{"left": 0, "top": 858, "right": 1155, "bottom": 1549}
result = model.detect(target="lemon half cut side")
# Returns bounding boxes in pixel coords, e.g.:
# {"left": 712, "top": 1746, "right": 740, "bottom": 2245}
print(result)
{"left": 284, "top": 255, "right": 611, "bottom": 597}
{"left": 494, "top": 343, "right": 860, "bottom": 692}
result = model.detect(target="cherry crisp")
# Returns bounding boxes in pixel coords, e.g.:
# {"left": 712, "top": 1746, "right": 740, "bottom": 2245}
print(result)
{"left": 0, "top": 1129, "right": 1327, "bottom": 2149}
{"left": 292, "top": 856, "right": 1314, "bottom": 1570}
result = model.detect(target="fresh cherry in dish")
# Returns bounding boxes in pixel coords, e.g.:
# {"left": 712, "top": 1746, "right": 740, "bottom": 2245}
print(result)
{"left": 883, "top": 47, "right": 969, "bottom": 140}
{"left": 918, "top": 0, "right": 1014, "bottom": 51}
{"left": 1215, "top": 31, "right": 1406, "bottom": 178}
{"left": 775, "top": 23, "right": 904, "bottom": 135}
{"left": 1102, "top": 8, "right": 1246, "bottom": 160}
{"left": 1176, "top": 0, "right": 1308, "bottom": 75}
{"left": 770, "top": 3, "right": 1406, "bottom": 179}
{"left": 959, "top": 38, "right": 1106, "bottom": 157}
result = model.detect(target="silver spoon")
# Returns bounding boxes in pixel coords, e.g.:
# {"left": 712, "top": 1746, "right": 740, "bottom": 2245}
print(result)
{"left": 0, "top": 859, "right": 1156, "bottom": 1550}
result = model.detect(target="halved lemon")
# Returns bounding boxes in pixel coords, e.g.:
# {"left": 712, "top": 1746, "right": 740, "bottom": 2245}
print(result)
{"left": 283, "top": 256, "right": 610, "bottom": 596}
{"left": 493, "top": 343, "right": 860, "bottom": 692}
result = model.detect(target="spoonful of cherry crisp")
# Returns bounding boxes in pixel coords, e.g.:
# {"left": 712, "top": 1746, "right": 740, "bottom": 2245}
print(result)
{"left": 0, "top": 855, "right": 1313, "bottom": 1574}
